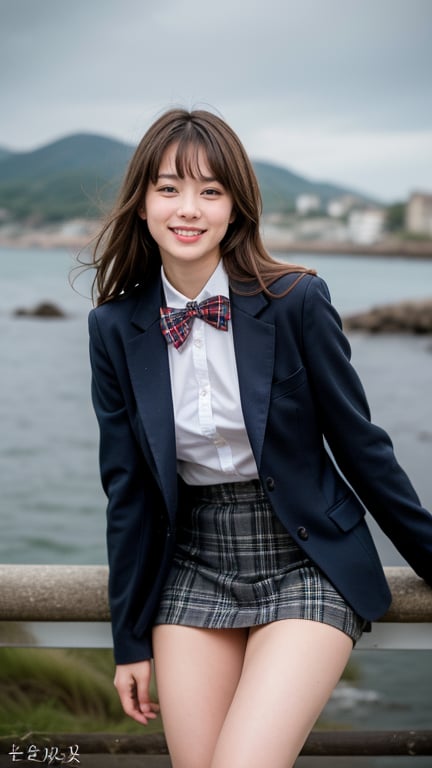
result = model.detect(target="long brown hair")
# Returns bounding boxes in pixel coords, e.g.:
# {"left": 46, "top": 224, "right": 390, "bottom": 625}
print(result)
{"left": 92, "top": 108, "right": 315, "bottom": 305}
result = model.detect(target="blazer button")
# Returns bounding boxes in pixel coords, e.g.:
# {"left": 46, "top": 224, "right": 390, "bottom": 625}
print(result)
{"left": 266, "top": 477, "right": 275, "bottom": 491}
{"left": 297, "top": 526, "right": 309, "bottom": 541}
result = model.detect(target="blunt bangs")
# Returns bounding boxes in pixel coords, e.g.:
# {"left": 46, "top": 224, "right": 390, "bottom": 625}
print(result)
{"left": 148, "top": 121, "right": 233, "bottom": 191}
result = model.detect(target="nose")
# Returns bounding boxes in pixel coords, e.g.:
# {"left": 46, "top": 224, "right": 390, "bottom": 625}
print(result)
{"left": 177, "top": 193, "right": 201, "bottom": 219}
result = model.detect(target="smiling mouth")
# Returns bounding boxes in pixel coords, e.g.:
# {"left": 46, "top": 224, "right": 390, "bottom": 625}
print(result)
{"left": 171, "top": 228, "right": 205, "bottom": 237}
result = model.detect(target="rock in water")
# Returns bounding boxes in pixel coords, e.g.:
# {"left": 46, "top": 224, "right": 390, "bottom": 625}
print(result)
{"left": 343, "top": 299, "right": 432, "bottom": 334}
{"left": 13, "top": 302, "right": 67, "bottom": 318}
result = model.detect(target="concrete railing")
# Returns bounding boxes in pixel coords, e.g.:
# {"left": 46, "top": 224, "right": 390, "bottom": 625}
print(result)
{"left": 1, "top": 564, "right": 432, "bottom": 649}
{"left": 1, "top": 564, "right": 432, "bottom": 759}
{"left": 2, "top": 564, "right": 432, "bottom": 622}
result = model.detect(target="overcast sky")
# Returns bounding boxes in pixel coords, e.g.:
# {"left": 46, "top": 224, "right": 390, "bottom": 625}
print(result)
{"left": 1, "top": 0, "right": 431, "bottom": 201}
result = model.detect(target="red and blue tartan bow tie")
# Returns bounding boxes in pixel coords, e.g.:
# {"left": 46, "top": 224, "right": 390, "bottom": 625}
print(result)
{"left": 160, "top": 295, "right": 231, "bottom": 349}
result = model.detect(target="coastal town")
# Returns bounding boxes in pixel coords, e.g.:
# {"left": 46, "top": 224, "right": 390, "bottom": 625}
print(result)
{"left": 263, "top": 189, "right": 432, "bottom": 257}
{"left": 1, "top": 189, "right": 431, "bottom": 258}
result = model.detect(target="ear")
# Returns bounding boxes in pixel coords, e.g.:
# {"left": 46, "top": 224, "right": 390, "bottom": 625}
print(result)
{"left": 229, "top": 208, "right": 236, "bottom": 224}
{"left": 138, "top": 207, "right": 146, "bottom": 220}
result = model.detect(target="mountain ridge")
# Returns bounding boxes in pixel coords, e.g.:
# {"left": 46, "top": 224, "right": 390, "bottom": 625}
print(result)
{"left": 0, "top": 133, "right": 134, "bottom": 182}
{"left": 0, "top": 133, "right": 375, "bottom": 223}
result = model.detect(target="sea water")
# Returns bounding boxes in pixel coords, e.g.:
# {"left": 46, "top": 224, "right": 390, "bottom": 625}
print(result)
{"left": 1, "top": 247, "right": 431, "bottom": 760}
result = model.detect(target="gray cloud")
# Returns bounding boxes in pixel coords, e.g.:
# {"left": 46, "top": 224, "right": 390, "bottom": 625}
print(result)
{"left": 1, "top": 0, "right": 431, "bottom": 199}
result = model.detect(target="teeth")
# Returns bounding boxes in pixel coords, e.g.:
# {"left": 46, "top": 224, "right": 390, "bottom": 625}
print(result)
{"left": 173, "top": 229, "right": 203, "bottom": 237}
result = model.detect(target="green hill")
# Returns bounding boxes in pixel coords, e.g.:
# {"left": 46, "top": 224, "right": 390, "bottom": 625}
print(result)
{"left": 0, "top": 133, "right": 372, "bottom": 223}
{"left": 0, "top": 133, "right": 133, "bottom": 182}
{"left": 0, "top": 134, "right": 134, "bottom": 222}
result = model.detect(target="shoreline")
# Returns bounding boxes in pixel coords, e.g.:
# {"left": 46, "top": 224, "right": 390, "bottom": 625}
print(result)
{"left": 265, "top": 237, "right": 432, "bottom": 259}
{"left": 0, "top": 221, "right": 432, "bottom": 259}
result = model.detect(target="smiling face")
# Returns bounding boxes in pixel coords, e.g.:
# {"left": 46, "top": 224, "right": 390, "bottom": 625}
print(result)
{"left": 140, "top": 143, "right": 234, "bottom": 295}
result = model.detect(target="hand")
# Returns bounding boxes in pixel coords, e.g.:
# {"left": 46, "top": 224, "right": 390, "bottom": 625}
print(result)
{"left": 114, "top": 660, "right": 160, "bottom": 725}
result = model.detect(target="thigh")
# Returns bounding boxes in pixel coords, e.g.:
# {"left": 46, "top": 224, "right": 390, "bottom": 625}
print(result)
{"left": 152, "top": 624, "right": 248, "bottom": 768}
{"left": 211, "top": 619, "right": 353, "bottom": 768}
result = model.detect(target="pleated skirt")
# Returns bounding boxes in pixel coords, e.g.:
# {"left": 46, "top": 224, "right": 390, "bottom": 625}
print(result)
{"left": 154, "top": 479, "right": 365, "bottom": 644}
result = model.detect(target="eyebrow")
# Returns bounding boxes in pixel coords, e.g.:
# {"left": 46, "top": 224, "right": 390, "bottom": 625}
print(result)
{"left": 156, "top": 173, "right": 219, "bottom": 182}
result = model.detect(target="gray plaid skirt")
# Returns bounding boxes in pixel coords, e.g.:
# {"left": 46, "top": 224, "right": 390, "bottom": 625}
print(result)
{"left": 154, "top": 480, "right": 365, "bottom": 644}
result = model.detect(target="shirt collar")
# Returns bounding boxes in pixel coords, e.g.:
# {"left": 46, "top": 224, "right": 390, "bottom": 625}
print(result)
{"left": 161, "top": 259, "right": 229, "bottom": 308}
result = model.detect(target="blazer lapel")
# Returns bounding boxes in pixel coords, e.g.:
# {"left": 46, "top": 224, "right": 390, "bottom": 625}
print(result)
{"left": 230, "top": 289, "right": 275, "bottom": 469}
{"left": 125, "top": 280, "right": 178, "bottom": 522}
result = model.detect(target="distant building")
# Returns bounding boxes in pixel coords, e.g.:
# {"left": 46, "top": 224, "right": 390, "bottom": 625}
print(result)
{"left": 327, "top": 195, "right": 361, "bottom": 218}
{"left": 348, "top": 209, "right": 386, "bottom": 245}
{"left": 295, "top": 194, "right": 321, "bottom": 215}
{"left": 406, "top": 192, "right": 432, "bottom": 237}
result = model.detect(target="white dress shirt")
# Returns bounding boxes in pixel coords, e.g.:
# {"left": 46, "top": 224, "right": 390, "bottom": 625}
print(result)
{"left": 161, "top": 260, "right": 259, "bottom": 485}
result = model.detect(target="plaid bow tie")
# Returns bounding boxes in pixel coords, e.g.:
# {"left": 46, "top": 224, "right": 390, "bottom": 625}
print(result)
{"left": 160, "top": 295, "right": 231, "bottom": 349}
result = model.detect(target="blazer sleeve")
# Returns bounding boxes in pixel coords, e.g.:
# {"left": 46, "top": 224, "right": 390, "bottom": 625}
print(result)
{"left": 301, "top": 276, "right": 432, "bottom": 586}
{"left": 88, "top": 308, "right": 155, "bottom": 663}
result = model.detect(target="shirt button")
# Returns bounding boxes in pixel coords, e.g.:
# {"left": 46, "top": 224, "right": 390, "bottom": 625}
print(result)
{"left": 297, "top": 526, "right": 309, "bottom": 541}
{"left": 194, "top": 339, "right": 203, "bottom": 348}
{"left": 266, "top": 477, "right": 275, "bottom": 491}
{"left": 200, "top": 389, "right": 208, "bottom": 397}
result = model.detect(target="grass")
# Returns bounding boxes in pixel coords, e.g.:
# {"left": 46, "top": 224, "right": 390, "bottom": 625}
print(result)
{"left": 0, "top": 648, "right": 163, "bottom": 737}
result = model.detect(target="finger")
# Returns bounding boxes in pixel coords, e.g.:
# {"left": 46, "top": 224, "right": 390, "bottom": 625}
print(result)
{"left": 136, "top": 667, "right": 160, "bottom": 718}
{"left": 115, "top": 670, "right": 153, "bottom": 726}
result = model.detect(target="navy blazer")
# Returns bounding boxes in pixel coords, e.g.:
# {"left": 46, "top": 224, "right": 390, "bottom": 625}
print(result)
{"left": 89, "top": 272, "right": 432, "bottom": 664}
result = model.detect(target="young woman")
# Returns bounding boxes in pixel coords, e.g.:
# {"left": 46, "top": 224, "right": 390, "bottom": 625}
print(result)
{"left": 88, "top": 108, "right": 432, "bottom": 768}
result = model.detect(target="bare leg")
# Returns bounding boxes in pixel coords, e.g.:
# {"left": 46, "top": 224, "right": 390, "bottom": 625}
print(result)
{"left": 152, "top": 625, "right": 248, "bottom": 768}
{"left": 210, "top": 619, "right": 353, "bottom": 768}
